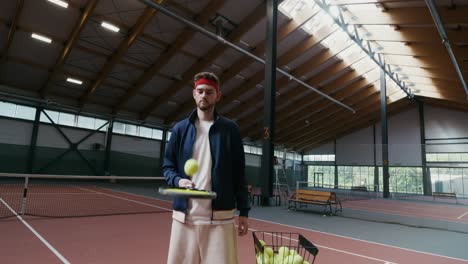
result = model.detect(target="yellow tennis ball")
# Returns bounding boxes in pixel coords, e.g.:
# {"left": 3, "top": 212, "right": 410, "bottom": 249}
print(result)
{"left": 259, "top": 239, "right": 266, "bottom": 247}
{"left": 274, "top": 253, "right": 284, "bottom": 264}
{"left": 292, "top": 254, "right": 303, "bottom": 264}
{"left": 256, "top": 254, "right": 270, "bottom": 264}
{"left": 278, "top": 246, "right": 289, "bottom": 257}
{"left": 184, "top": 159, "right": 199, "bottom": 177}
{"left": 264, "top": 247, "right": 274, "bottom": 258}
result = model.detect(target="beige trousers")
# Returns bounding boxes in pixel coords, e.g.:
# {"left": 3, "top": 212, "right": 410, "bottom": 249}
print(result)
{"left": 167, "top": 220, "right": 239, "bottom": 264}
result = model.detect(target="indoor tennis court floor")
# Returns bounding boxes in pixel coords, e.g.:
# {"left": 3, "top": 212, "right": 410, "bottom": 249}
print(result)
{"left": 1, "top": 187, "right": 467, "bottom": 264}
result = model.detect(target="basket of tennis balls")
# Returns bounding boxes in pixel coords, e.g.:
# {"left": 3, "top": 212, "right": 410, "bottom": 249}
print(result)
{"left": 253, "top": 232, "right": 319, "bottom": 264}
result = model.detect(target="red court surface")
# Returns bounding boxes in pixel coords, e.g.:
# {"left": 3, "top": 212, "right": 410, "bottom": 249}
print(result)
{"left": 1, "top": 189, "right": 467, "bottom": 264}
{"left": 342, "top": 199, "right": 468, "bottom": 224}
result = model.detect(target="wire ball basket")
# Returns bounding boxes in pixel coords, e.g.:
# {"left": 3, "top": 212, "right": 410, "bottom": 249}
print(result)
{"left": 253, "top": 231, "right": 319, "bottom": 264}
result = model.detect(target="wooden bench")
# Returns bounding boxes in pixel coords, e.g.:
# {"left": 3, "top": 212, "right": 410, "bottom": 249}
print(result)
{"left": 351, "top": 186, "right": 368, "bottom": 192}
{"left": 288, "top": 189, "right": 342, "bottom": 215}
{"left": 432, "top": 192, "right": 457, "bottom": 203}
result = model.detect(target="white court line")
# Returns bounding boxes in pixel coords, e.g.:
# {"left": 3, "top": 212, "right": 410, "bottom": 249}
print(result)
{"left": 457, "top": 211, "right": 468, "bottom": 220}
{"left": 2, "top": 193, "right": 100, "bottom": 195}
{"left": 81, "top": 188, "right": 468, "bottom": 262}
{"left": 343, "top": 204, "right": 464, "bottom": 224}
{"left": 0, "top": 198, "right": 71, "bottom": 264}
{"left": 88, "top": 188, "right": 396, "bottom": 263}
{"left": 253, "top": 218, "right": 468, "bottom": 262}
{"left": 95, "top": 186, "right": 174, "bottom": 204}
{"left": 247, "top": 227, "right": 397, "bottom": 263}
{"left": 75, "top": 187, "right": 171, "bottom": 212}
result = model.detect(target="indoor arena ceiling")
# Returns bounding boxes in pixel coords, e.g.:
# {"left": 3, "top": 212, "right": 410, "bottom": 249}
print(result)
{"left": 0, "top": 0, "right": 468, "bottom": 152}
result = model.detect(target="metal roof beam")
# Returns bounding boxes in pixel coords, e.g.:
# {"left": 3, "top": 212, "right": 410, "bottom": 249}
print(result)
{"left": 138, "top": 0, "right": 355, "bottom": 120}
{"left": 111, "top": 0, "right": 225, "bottom": 114}
{"left": 78, "top": 4, "right": 162, "bottom": 105}
{"left": 1, "top": 0, "right": 24, "bottom": 61}
{"left": 313, "top": 0, "right": 414, "bottom": 99}
{"left": 39, "top": 0, "right": 98, "bottom": 97}
{"left": 164, "top": 4, "right": 322, "bottom": 123}
{"left": 425, "top": 0, "right": 468, "bottom": 98}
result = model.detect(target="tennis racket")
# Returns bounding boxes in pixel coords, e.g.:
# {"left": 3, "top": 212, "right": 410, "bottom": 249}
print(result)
{"left": 158, "top": 187, "right": 217, "bottom": 199}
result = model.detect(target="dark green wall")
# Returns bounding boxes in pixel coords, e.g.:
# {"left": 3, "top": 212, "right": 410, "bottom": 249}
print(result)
{"left": 0, "top": 143, "right": 28, "bottom": 173}
{"left": 0, "top": 144, "right": 161, "bottom": 176}
{"left": 1, "top": 144, "right": 301, "bottom": 187}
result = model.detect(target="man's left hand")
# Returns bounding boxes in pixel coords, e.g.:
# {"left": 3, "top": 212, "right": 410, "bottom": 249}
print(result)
{"left": 237, "top": 216, "right": 249, "bottom": 236}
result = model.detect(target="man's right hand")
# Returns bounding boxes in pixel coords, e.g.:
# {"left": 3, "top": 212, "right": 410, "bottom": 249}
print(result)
{"left": 178, "top": 178, "right": 195, "bottom": 188}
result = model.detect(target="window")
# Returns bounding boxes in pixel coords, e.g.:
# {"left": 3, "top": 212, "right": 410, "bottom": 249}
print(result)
{"left": 449, "top": 153, "right": 462, "bottom": 162}
{"left": 274, "top": 150, "right": 285, "bottom": 159}
{"left": 125, "top": 124, "right": 137, "bottom": 136}
{"left": 40, "top": 110, "right": 59, "bottom": 123}
{"left": 0, "top": 101, "right": 173, "bottom": 142}
{"left": 462, "top": 153, "right": 468, "bottom": 162}
{"left": 139, "top": 126, "right": 152, "bottom": 138}
{"left": 152, "top": 129, "right": 163, "bottom": 140}
{"left": 95, "top": 119, "right": 108, "bottom": 131}
{"left": 430, "top": 167, "right": 467, "bottom": 197}
{"left": 0, "top": 101, "right": 16, "bottom": 117}
{"left": 426, "top": 152, "right": 468, "bottom": 162}
{"left": 307, "top": 165, "right": 335, "bottom": 188}
{"left": 336, "top": 166, "right": 377, "bottom": 190}
{"left": 113, "top": 122, "right": 125, "bottom": 134}
{"left": 244, "top": 145, "right": 262, "bottom": 155}
{"left": 426, "top": 153, "right": 437, "bottom": 162}
{"left": 58, "top": 112, "right": 75, "bottom": 126}
{"left": 378, "top": 167, "right": 423, "bottom": 194}
{"left": 255, "top": 147, "right": 262, "bottom": 155}
{"left": 15, "top": 105, "right": 36, "bottom": 120}
{"left": 304, "top": 154, "right": 335, "bottom": 162}
{"left": 77, "top": 115, "right": 95, "bottom": 129}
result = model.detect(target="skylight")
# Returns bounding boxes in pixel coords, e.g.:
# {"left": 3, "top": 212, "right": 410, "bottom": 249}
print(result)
{"left": 278, "top": 0, "right": 418, "bottom": 102}
{"left": 279, "top": 0, "right": 308, "bottom": 18}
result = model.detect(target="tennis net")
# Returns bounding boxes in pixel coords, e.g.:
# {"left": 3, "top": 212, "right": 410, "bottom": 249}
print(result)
{"left": 0, "top": 173, "right": 170, "bottom": 219}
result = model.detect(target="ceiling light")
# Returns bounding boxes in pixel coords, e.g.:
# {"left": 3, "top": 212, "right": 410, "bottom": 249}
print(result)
{"left": 66, "top": 77, "right": 82, "bottom": 85}
{"left": 31, "top": 33, "right": 52, "bottom": 44}
{"left": 47, "top": 0, "right": 68, "bottom": 8}
{"left": 101, "top": 21, "right": 120, "bottom": 32}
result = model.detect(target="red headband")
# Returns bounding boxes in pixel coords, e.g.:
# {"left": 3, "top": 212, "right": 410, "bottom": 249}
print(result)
{"left": 194, "top": 78, "right": 219, "bottom": 92}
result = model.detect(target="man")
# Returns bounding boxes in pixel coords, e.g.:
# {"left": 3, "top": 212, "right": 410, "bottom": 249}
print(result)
{"left": 163, "top": 72, "right": 250, "bottom": 264}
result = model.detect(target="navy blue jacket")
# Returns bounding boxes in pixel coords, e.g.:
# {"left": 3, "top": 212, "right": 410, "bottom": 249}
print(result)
{"left": 163, "top": 110, "right": 250, "bottom": 217}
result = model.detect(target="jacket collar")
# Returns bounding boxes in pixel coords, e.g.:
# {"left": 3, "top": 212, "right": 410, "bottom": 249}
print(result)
{"left": 188, "top": 108, "right": 220, "bottom": 124}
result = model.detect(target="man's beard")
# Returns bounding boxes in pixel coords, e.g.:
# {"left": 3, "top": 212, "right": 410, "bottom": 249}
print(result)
{"left": 197, "top": 100, "right": 214, "bottom": 111}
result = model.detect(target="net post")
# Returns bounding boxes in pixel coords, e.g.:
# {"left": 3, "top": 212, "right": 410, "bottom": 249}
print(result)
{"left": 20, "top": 175, "right": 29, "bottom": 215}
